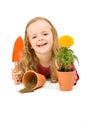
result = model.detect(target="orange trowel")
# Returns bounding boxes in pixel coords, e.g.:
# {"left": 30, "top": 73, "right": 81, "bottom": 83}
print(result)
{"left": 12, "top": 36, "right": 24, "bottom": 84}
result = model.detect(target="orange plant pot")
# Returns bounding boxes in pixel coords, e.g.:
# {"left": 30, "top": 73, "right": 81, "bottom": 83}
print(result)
{"left": 56, "top": 70, "right": 75, "bottom": 91}
{"left": 21, "top": 70, "right": 46, "bottom": 92}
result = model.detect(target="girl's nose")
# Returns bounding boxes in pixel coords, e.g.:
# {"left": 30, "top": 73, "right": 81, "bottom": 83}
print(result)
{"left": 38, "top": 35, "right": 44, "bottom": 41}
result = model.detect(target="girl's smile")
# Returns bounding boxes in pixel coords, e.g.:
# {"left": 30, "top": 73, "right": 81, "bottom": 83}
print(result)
{"left": 37, "top": 42, "right": 47, "bottom": 48}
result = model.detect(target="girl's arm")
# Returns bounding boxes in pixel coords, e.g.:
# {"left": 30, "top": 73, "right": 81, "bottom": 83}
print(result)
{"left": 72, "top": 64, "right": 79, "bottom": 85}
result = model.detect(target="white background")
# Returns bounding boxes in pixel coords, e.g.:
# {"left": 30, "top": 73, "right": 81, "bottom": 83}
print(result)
{"left": 0, "top": 0, "right": 87, "bottom": 130}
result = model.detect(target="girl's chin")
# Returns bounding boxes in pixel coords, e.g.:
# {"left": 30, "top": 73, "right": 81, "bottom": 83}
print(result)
{"left": 36, "top": 46, "right": 46, "bottom": 51}
{"left": 36, "top": 48, "right": 51, "bottom": 54}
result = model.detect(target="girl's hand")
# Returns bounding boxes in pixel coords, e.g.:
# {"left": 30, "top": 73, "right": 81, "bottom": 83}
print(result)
{"left": 12, "top": 68, "right": 23, "bottom": 85}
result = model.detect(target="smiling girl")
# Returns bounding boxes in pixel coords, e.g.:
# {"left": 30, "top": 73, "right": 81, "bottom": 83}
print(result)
{"left": 12, "top": 17, "right": 59, "bottom": 84}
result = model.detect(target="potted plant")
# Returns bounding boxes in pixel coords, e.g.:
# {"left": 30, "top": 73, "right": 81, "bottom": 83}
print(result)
{"left": 53, "top": 35, "right": 79, "bottom": 91}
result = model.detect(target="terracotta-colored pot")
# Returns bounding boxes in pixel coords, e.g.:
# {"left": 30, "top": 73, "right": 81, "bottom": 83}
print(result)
{"left": 56, "top": 70, "right": 75, "bottom": 91}
{"left": 21, "top": 70, "right": 46, "bottom": 92}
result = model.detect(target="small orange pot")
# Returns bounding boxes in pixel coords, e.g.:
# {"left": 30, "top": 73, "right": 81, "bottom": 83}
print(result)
{"left": 56, "top": 70, "right": 75, "bottom": 91}
{"left": 20, "top": 70, "right": 46, "bottom": 93}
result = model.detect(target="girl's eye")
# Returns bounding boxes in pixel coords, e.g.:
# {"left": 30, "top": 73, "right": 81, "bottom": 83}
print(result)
{"left": 43, "top": 33, "right": 48, "bottom": 36}
{"left": 32, "top": 36, "right": 37, "bottom": 39}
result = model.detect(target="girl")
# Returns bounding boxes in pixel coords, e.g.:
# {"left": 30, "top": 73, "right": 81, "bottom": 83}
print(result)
{"left": 12, "top": 17, "right": 79, "bottom": 87}
{"left": 12, "top": 17, "right": 59, "bottom": 84}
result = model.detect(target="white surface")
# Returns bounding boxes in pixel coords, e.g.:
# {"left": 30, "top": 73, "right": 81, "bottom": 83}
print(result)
{"left": 0, "top": 63, "right": 86, "bottom": 130}
{"left": 0, "top": 0, "right": 87, "bottom": 130}
{"left": 0, "top": 77, "right": 86, "bottom": 130}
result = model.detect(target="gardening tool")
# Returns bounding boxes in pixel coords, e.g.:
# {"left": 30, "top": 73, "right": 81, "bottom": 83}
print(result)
{"left": 12, "top": 36, "right": 24, "bottom": 84}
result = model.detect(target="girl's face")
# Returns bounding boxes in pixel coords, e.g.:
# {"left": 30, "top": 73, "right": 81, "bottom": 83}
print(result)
{"left": 27, "top": 20, "right": 53, "bottom": 55}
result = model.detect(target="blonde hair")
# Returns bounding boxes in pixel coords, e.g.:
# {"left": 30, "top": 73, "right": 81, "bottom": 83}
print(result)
{"left": 20, "top": 17, "right": 59, "bottom": 82}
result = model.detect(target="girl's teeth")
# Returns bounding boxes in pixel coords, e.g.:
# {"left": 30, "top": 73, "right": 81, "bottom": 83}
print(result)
{"left": 38, "top": 43, "right": 46, "bottom": 47}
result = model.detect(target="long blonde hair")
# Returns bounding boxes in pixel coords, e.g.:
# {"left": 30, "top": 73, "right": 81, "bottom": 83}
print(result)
{"left": 20, "top": 17, "right": 59, "bottom": 81}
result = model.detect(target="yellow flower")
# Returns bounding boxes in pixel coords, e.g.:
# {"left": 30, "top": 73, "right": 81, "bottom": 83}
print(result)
{"left": 58, "top": 35, "right": 74, "bottom": 47}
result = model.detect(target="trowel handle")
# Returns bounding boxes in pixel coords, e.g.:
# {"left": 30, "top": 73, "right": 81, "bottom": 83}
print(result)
{"left": 14, "top": 62, "right": 21, "bottom": 85}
